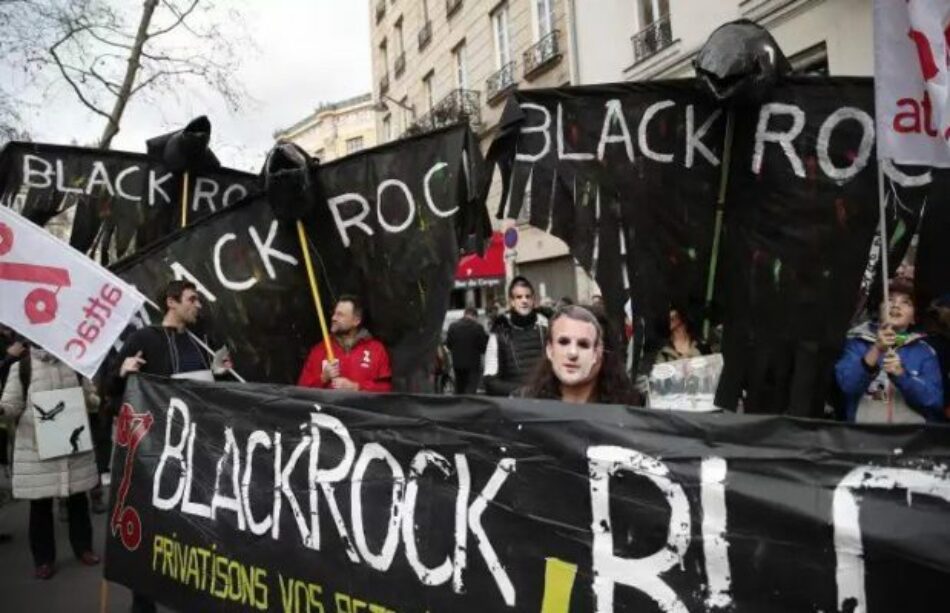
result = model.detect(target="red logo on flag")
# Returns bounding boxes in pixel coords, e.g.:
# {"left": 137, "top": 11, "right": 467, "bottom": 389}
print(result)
{"left": 0, "top": 221, "right": 72, "bottom": 324}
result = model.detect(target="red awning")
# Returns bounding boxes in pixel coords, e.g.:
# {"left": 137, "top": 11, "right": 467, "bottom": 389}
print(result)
{"left": 455, "top": 232, "right": 505, "bottom": 289}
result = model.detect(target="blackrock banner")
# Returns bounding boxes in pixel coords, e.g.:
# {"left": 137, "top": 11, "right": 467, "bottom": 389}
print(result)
{"left": 105, "top": 376, "right": 950, "bottom": 613}
{"left": 487, "top": 78, "right": 945, "bottom": 414}
{"left": 0, "top": 141, "right": 257, "bottom": 261}
{"left": 112, "top": 125, "right": 489, "bottom": 388}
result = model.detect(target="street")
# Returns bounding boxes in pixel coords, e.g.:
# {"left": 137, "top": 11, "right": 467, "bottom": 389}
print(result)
{"left": 0, "top": 468, "right": 169, "bottom": 612}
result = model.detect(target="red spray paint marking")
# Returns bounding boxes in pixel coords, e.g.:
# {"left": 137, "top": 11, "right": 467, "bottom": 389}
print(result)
{"left": 110, "top": 403, "right": 154, "bottom": 552}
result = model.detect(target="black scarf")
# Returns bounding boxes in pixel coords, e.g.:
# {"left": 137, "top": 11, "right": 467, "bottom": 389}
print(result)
{"left": 509, "top": 310, "right": 538, "bottom": 328}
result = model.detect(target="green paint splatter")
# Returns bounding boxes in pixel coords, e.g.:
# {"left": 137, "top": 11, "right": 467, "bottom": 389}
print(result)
{"left": 772, "top": 259, "right": 782, "bottom": 286}
{"left": 888, "top": 220, "right": 906, "bottom": 250}
{"left": 687, "top": 248, "right": 697, "bottom": 261}
{"left": 418, "top": 280, "right": 427, "bottom": 308}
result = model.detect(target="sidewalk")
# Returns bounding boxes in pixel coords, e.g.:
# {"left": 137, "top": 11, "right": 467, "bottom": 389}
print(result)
{"left": 0, "top": 467, "right": 168, "bottom": 612}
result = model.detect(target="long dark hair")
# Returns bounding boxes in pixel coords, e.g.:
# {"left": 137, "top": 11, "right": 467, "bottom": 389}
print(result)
{"left": 525, "top": 305, "right": 640, "bottom": 405}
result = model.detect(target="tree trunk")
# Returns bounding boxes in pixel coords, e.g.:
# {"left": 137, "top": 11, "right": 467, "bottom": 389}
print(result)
{"left": 97, "top": 0, "right": 159, "bottom": 149}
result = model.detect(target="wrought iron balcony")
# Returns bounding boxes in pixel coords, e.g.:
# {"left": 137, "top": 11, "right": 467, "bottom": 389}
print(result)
{"left": 418, "top": 20, "right": 432, "bottom": 50}
{"left": 394, "top": 52, "right": 406, "bottom": 78}
{"left": 631, "top": 14, "right": 673, "bottom": 64}
{"left": 375, "top": 0, "right": 385, "bottom": 23}
{"left": 379, "top": 73, "right": 390, "bottom": 95}
{"left": 523, "top": 30, "right": 561, "bottom": 79}
{"left": 446, "top": 0, "right": 462, "bottom": 18}
{"left": 410, "top": 89, "right": 481, "bottom": 134}
{"left": 486, "top": 61, "right": 517, "bottom": 103}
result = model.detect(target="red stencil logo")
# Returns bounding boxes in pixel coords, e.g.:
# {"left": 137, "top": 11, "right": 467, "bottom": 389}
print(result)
{"left": 0, "top": 222, "right": 72, "bottom": 324}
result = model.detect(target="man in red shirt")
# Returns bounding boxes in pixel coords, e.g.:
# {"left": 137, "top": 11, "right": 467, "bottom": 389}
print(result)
{"left": 297, "top": 295, "right": 392, "bottom": 392}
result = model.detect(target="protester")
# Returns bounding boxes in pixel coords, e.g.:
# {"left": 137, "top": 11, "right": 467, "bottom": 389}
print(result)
{"left": 923, "top": 293, "right": 950, "bottom": 417}
{"left": 106, "top": 279, "right": 214, "bottom": 613}
{"left": 483, "top": 276, "right": 548, "bottom": 396}
{"left": 655, "top": 306, "right": 710, "bottom": 363}
{"left": 0, "top": 326, "right": 26, "bottom": 389}
{"left": 525, "top": 305, "right": 639, "bottom": 404}
{"left": 0, "top": 346, "right": 100, "bottom": 579}
{"left": 835, "top": 279, "right": 944, "bottom": 423}
{"left": 297, "top": 295, "right": 392, "bottom": 392}
{"left": 446, "top": 307, "right": 489, "bottom": 394}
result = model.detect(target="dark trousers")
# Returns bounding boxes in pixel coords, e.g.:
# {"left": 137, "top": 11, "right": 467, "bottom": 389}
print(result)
{"left": 29, "top": 492, "right": 92, "bottom": 565}
{"left": 131, "top": 592, "right": 157, "bottom": 613}
{"left": 454, "top": 368, "right": 480, "bottom": 395}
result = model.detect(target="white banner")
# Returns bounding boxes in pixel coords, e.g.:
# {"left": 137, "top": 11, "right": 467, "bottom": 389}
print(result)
{"left": 875, "top": 0, "right": 950, "bottom": 166}
{"left": 0, "top": 206, "right": 144, "bottom": 378}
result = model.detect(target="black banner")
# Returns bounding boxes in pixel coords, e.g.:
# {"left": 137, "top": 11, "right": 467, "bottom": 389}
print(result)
{"left": 487, "top": 78, "right": 946, "bottom": 413}
{"left": 111, "top": 125, "right": 489, "bottom": 387}
{"left": 105, "top": 375, "right": 950, "bottom": 612}
{"left": 0, "top": 141, "right": 256, "bottom": 261}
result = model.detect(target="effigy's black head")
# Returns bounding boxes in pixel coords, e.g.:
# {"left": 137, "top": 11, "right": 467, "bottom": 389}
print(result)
{"left": 693, "top": 19, "right": 791, "bottom": 106}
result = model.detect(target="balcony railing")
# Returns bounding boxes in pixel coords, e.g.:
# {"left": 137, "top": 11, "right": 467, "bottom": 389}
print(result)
{"left": 394, "top": 52, "right": 406, "bottom": 78}
{"left": 486, "top": 61, "right": 517, "bottom": 103}
{"left": 410, "top": 89, "right": 481, "bottom": 134}
{"left": 446, "top": 0, "right": 462, "bottom": 18}
{"left": 379, "top": 73, "right": 390, "bottom": 95}
{"left": 523, "top": 30, "right": 561, "bottom": 79}
{"left": 375, "top": 0, "right": 385, "bottom": 23}
{"left": 418, "top": 20, "right": 432, "bottom": 50}
{"left": 631, "top": 14, "right": 673, "bottom": 64}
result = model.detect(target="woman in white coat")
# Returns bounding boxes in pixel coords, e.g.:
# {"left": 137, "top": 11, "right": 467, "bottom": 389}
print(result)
{"left": 0, "top": 346, "right": 100, "bottom": 579}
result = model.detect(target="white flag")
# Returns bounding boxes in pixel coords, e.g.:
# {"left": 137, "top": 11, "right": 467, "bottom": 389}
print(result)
{"left": 0, "top": 206, "right": 144, "bottom": 378}
{"left": 874, "top": 0, "right": 950, "bottom": 166}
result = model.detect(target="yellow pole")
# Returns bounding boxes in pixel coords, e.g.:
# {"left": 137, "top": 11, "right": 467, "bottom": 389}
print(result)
{"left": 180, "top": 171, "right": 190, "bottom": 228}
{"left": 296, "top": 221, "right": 335, "bottom": 361}
{"left": 99, "top": 579, "right": 109, "bottom": 613}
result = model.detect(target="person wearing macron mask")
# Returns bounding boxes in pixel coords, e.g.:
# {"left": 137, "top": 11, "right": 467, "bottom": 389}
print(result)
{"left": 525, "top": 305, "right": 639, "bottom": 405}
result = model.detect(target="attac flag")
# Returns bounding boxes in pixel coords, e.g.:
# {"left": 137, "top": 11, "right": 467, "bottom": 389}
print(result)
{"left": 874, "top": 0, "right": 950, "bottom": 166}
{"left": 0, "top": 206, "right": 144, "bottom": 377}
{"left": 112, "top": 125, "right": 489, "bottom": 388}
{"left": 105, "top": 375, "right": 950, "bottom": 613}
{"left": 0, "top": 141, "right": 256, "bottom": 262}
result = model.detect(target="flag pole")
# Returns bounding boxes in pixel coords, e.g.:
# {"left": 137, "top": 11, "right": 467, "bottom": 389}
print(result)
{"left": 702, "top": 110, "right": 735, "bottom": 341}
{"left": 296, "top": 221, "right": 335, "bottom": 361}
{"left": 99, "top": 579, "right": 109, "bottom": 613}
{"left": 878, "top": 163, "right": 890, "bottom": 309}
{"left": 180, "top": 172, "right": 190, "bottom": 229}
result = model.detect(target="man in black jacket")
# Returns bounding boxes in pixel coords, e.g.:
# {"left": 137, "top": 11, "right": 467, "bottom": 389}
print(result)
{"left": 107, "top": 279, "right": 212, "bottom": 613}
{"left": 483, "top": 276, "right": 547, "bottom": 396}
{"left": 446, "top": 307, "right": 489, "bottom": 394}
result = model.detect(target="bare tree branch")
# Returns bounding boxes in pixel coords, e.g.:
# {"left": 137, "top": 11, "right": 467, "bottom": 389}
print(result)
{"left": 49, "top": 26, "right": 111, "bottom": 120}
{"left": 147, "top": 0, "right": 198, "bottom": 38}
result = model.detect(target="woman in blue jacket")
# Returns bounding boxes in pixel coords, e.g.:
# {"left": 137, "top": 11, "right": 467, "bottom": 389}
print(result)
{"left": 835, "top": 281, "right": 944, "bottom": 423}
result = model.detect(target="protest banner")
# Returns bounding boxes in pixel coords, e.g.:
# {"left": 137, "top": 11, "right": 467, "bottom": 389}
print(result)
{"left": 112, "top": 124, "right": 489, "bottom": 388}
{"left": 486, "top": 78, "right": 945, "bottom": 414}
{"left": 0, "top": 141, "right": 257, "bottom": 261}
{"left": 0, "top": 206, "right": 144, "bottom": 378}
{"left": 104, "top": 375, "right": 950, "bottom": 612}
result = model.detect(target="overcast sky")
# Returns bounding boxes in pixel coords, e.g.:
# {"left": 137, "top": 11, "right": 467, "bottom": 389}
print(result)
{"left": 7, "top": 0, "right": 372, "bottom": 172}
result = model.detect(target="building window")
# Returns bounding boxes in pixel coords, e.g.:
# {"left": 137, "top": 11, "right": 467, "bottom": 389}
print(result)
{"left": 534, "top": 0, "right": 554, "bottom": 40}
{"left": 382, "top": 115, "right": 392, "bottom": 142}
{"left": 346, "top": 137, "right": 364, "bottom": 154}
{"left": 423, "top": 71, "right": 435, "bottom": 113}
{"left": 453, "top": 41, "right": 468, "bottom": 90}
{"left": 631, "top": 0, "right": 672, "bottom": 64}
{"left": 418, "top": 0, "right": 433, "bottom": 50}
{"left": 491, "top": 3, "right": 512, "bottom": 69}
{"left": 394, "top": 18, "right": 406, "bottom": 77}
{"left": 790, "top": 42, "right": 829, "bottom": 76}
{"left": 400, "top": 96, "right": 412, "bottom": 130}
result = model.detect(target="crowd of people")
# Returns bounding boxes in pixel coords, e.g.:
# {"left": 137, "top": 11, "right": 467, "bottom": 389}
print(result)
{"left": 0, "top": 270, "right": 948, "bottom": 608}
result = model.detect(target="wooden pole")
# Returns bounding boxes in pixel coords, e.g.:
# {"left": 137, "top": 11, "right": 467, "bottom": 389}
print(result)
{"left": 99, "top": 579, "right": 109, "bottom": 613}
{"left": 702, "top": 110, "right": 735, "bottom": 340}
{"left": 180, "top": 171, "right": 189, "bottom": 228}
{"left": 296, "top": 221, "right": 335, "bottom": 361}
